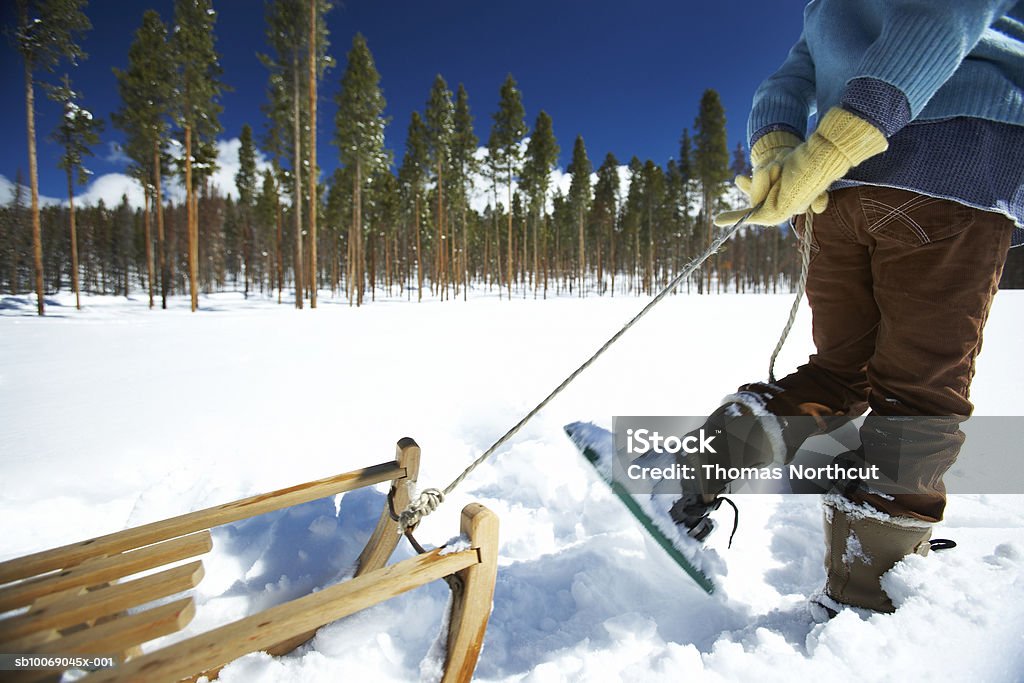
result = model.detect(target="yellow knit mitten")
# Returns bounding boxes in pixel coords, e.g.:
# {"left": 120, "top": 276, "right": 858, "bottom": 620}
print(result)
{"left": 716, "top": 108, "right": 888, "bottom": 227}
{"left": 737, "top": 130, "right": 802, "bottom": 211}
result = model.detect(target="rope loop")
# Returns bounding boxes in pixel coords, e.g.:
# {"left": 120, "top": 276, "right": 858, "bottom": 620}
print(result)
{"left": 397, "top": 487, "right": 445, "bottom": 532}
{"left": 768, "top": 210, "right": 814, "bottom": 383}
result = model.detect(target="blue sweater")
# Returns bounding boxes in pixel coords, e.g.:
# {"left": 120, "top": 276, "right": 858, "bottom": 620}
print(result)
{"left": 749, "top": 0, "right": 1024, "bottom": 230}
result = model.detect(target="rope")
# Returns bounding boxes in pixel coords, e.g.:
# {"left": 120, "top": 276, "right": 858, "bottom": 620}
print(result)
{"left": 397, "top": 486, "right": 444, "bottom": 531}
{"left": 397, "top": 207, "right": 758, "bottom": 531}
{"left": 768, "top": 211, "right": 814, "bottom": 383}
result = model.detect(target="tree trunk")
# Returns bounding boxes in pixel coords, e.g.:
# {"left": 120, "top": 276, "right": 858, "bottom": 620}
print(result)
{"left": 66, "top": 169, "right": 81, "bottom": 309}
{"left": 142, "top": 182, "right": 153, "bottom": 309}
{"left": 415, "top": 194, "right": 422, "bottom": 302}
{"left": 578, "top": 208, "right": 585, "bottom": 298}
{"left": 542, "top": 215, "right": 548, "bottom": 299}
{"left": 24, "top": 58, "right": 43, "bottom": 315}
{"left": 275, "top": 178, "right": 284, "bottom": 304}
{"left": 609, "top": 217, "right": 616, "bottom": 297}
{"left": 292, "top": 56, "right": 304, "bottom": 309}
{"left": 192, "top": 183, "right": 200, "bottom": 303}
{"left": 185, "top": 124, "right": 198, "bottom": 311}
{"left": 522, "top": 206, "right": 528, "bottom": 298}
{"left": 463, "top": 204, "right": 468, "bottom": 302}
{"left": 308, "top": 0, "right": 318, "bottom": 308}
{"left": 506, "top": 163, "right": 513, "bottom": 300}
{"left": 370, "top": 227, "right": 377, "bottom": 302}
{"left": 242, "top": 206, "right": 250, "bottom": 299}
{"left": 557, "top": 214, "right": 565, "bottom": 294}
{"left": 352, "top": 159, "right": 363, "bottom": 307}
{"left": 437, "top": 160, "right": 445, "bottom": 301}
{"left": 153, "top": 143, "right": 167, "bottom": 309}
{"left": 704, "top": 188, "right": 713, "bottom": 294}
{"left": 489, "top": 181, "right": 497, "bottom": 294}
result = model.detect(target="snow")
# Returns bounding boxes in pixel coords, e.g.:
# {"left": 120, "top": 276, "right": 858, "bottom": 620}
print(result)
{"left": 2, "top": 287, "right": 1023, "bottom": 682}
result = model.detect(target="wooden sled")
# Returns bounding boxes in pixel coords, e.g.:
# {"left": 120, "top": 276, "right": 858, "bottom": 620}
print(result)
{"left": 0, "top": 438, "right": 499, "bottom": 682}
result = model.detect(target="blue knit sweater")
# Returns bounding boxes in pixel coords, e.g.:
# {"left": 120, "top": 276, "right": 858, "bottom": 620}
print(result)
{"left": 749, "top": 0, "right": 1024, "bottom": 230}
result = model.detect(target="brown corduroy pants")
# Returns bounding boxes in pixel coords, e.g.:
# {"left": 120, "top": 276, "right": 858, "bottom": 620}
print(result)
{"left": 739, "top": 186, "right": 1013, "bottom": 521}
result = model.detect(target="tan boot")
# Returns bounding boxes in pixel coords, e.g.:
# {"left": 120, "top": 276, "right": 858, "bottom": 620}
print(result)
{"left": 821, "top": 497, "right": 932, "bottom": 613}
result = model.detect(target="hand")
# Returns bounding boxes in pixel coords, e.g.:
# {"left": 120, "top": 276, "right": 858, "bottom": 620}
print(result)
{"left": 736, "top": 130, "right": 802, "bottom": 214}
{"left": 715, "top": 107, "right": 888, "bottom": 227}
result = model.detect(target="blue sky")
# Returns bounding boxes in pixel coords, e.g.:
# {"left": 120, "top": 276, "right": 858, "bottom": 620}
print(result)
{"left": 0, "top": 0, "right": 808, "bottom": 204}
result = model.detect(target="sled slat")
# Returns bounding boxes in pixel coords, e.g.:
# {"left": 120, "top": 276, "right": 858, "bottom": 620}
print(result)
{"left": 81, "top": 547, "right": 480, "bottom": 683}
{"left": 0, "top": 462, "right": 405, "bottom": 586}
{"left": 0, "top": 532, "right": 211, "bottom": 614}
{"left": 14, "top": 596, "right": 194, "bottom": 659}
{"left": 0, "top": 561, "right": 204, "bottom": 644}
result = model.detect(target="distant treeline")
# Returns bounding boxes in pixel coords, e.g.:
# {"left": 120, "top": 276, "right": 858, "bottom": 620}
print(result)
{"left": 0, "top": 167, "right": 813, "bottom": 302}
{"left": 9, "top": 0, "right": 1020, "bottom": 314}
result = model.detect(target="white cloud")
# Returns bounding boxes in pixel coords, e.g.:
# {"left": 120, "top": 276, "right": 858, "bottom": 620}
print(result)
{"left": 74, "top": 172, "right": 146, "bottom": 208}
{"left": 0, "top": 137, "right": 274, "bottom": 212}
{"left": 104, "top": 141, "right": 131, "bottom": 165}
{"left": 0, "top": 174, "right": 63, "bottom": 207}
{"left": 203, "top": 137, "right": 272, "bottom": 201}
{"left": 466, "top": 144, "right": 630, "bottom": 215}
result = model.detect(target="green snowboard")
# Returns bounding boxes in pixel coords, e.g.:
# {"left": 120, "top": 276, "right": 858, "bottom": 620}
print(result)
{"left": 564, "top": 421, "right": 716, "bottom": 594}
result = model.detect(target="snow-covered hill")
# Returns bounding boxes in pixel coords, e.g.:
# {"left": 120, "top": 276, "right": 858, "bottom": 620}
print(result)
{"left": 2, "top": 288, "right": 1022, "bottom": 682}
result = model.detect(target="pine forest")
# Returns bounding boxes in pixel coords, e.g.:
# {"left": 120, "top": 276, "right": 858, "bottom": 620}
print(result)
{"left": 5, "top": 0, "right": 820, "bottom": 315}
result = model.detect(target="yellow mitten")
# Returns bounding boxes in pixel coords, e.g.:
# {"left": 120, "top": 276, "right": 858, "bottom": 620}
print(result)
{"left": 716, "top": 108, "right": 888, "bottom": 227}
{"left": 738, "top": 130, "right": 802, "bottom": 210}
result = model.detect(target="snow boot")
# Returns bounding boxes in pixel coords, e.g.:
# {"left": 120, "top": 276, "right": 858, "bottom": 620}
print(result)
{"left": 680, "top": 400, "right": 786, "bottom": 495}
{"left": 668, "top": 400, "right": 784, "bottom": 543}
{"left": 818, "top": 496, "right": 932, "bottom": 614}
{"left": 669, "top": 494, "right": 739, "bottom": 546}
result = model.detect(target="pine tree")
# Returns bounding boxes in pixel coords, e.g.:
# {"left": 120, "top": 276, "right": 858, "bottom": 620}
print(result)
{"left": 730, "top": 141, "right": 751, "bottom": 179}
{"left": 622, "top": 156, "right": 644, "bottom": 294}
{"left": 307, "top": 0, "right": 333, "bottom": 308}
{"left": 693, "top": 89, "right": 729, "bottom": 293}
{"left": 255, "top": 168, "right": 279, "bottom": 294}
{"left": 678, "top": 129, "right": 693, "bottom": 186}
{"left": 258, "top": 44, "right": 289, "bottom": 305}
{"left": 322, "top": 166, "right": 349, "bottom": 294}
{"left": 592, "top": 152, "right": 619, "bottom": 295}
{"left": 170, "top": 0, "right": 224, "bottom": 312}
{"left": 488, "top": 74, "right": 526, "bottom": 300}
{"left": 113, "top": 9, "right": 173, "bottom": 308}
{"left": 14, "top": 0, "right": 91, "bottom": 315}
{"left": 639, "top": 160, "right": 667, "bottom": 294}
{"left": 334, "top": 33, "right": 389, "bottom": 307}
{"left": 398, "top": 110, "right": 429, "bottom": 302}
{"left": 48, "top": 73, "right": 101, "bottom": 310}
{"left": 235, "top": 124, "right": 258, "bottom": 298}
{"left": 261, "top": 0, "right": 306, "bottom": 307}
{"left": 424, "top": 75, "right": 453, "bottom": 299}
{"left": 367, "top": 168, "right": 399, "bottom": 300}
{"left": 449, "top": 84, "right": 478, "bottom": 301}
{"left": 521, "top": 111, "right": 558, "bottom": 298}
{"left": 567, "top": 135, "right": 592, "bottom": 296}
{"left": 664, "top": 158, "right": 686, "bottom": 286}
{"left": 4, "top": 171, "right": 28, "bottom": 293}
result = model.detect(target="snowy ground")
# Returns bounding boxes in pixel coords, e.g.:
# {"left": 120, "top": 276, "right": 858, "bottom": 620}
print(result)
{"left": 2, "top": 286, "right": 1023, "bottom": 682}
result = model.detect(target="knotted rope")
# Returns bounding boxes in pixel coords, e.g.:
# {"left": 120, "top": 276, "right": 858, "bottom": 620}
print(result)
{"left": 397, "top": 207, "right": 760, "bottom": 532}
{"left": 397, "top": 486, "right": 445, "bottom": 531}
